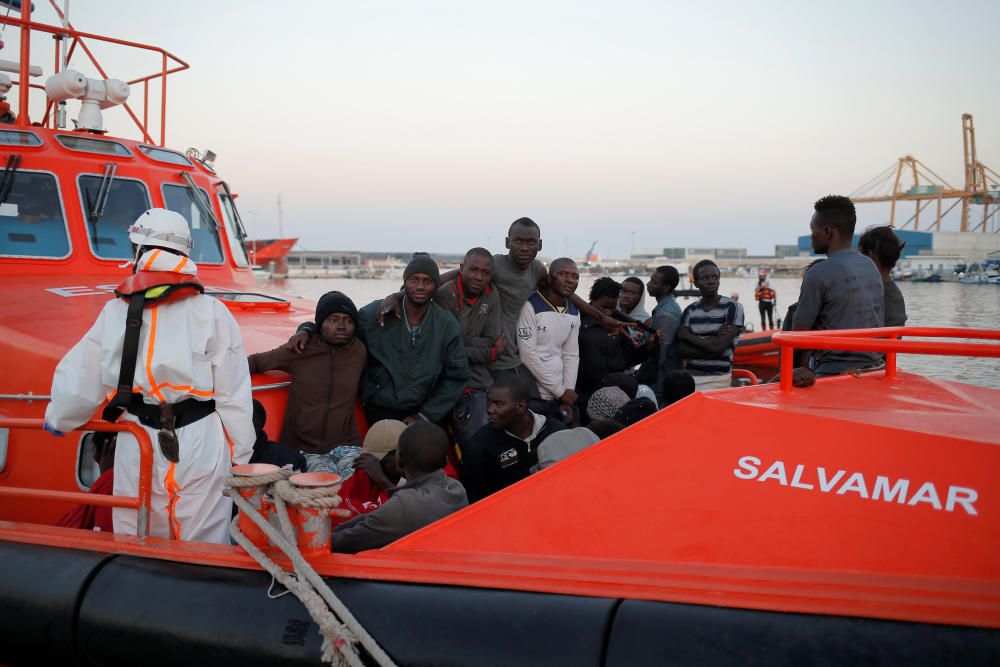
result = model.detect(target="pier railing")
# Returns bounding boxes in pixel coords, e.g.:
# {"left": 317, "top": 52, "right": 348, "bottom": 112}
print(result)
{"left": 772, "top": 327, "right": 1000, "bottom": 392}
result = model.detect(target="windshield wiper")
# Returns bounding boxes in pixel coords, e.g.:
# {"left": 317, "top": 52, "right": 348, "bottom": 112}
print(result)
{"left": 180, "top": 172, "right": 222, "bottom": 230}
{"left": 85, "top": 162, "right": 117, "bottom": 250}
{"left": 0, "top": 154, "right": 22, "bottom": 205}
{"left": 218, "top": 179, "right": 250, "bottom": 255}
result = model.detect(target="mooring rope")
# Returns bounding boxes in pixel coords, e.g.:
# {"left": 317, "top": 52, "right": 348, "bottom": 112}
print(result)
{"left": 224, "top": 472, "right": 396, "bottom": 667}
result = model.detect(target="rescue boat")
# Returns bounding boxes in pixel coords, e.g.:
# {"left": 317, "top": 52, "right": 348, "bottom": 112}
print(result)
{"left": 1, "top": 5, "right": 998, "bottom": 665}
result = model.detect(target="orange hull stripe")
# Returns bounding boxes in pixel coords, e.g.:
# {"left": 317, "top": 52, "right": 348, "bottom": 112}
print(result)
{"left": 142, "top": 249, "right": 162, "bottom": 272}
{"left": 164, "top": 462, "right": 182, "bottom": 540}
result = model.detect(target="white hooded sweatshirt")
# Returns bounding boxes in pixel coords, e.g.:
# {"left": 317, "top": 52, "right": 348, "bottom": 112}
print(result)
{"left": 45, "top": 249, "right": 254, "bottom": 543}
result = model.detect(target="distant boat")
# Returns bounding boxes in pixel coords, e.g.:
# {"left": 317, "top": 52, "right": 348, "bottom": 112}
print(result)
{"left": 247, "top": 238, "right": 298, "bottom": 278}
{"left": 957, "top": 263, "right": 1000, "bottom": 285}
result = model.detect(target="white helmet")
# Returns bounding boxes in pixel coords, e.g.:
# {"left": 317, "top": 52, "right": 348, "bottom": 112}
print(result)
{"left": 127, "top": 208, "right": 193, "bottom": 255}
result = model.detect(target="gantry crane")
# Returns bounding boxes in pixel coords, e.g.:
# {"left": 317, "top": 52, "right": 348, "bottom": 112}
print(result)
{"left": 850, "top": 114, "right": 999, "bottom": 232}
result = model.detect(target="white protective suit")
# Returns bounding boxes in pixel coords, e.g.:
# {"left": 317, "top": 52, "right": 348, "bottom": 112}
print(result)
{"left": 45, "top": 250, "right": 255, "bottom": 543}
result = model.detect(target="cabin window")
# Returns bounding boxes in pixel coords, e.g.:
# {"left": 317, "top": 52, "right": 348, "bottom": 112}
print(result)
{"left": 78, "top": 175, "right": 152, "bottom": 259}
{"left": 56, "top": 134, "right": 132, "bottom": 157}
{"left": 218, "top": 192, "right": 250, "bottom": 267}
{"left": 0, "top": 130, "right": 42, "bottom": 147}
{"left": 75, "top": 432, "right": 106, "bottom": 490}
{"left": 0, "top": 170, "right": 71, "bottom": 259}
{"left": 162, "top": 183, "right": 224, "bottom": 263}
{"left": 138, "top": 145, "right": 193, "bottom": 167}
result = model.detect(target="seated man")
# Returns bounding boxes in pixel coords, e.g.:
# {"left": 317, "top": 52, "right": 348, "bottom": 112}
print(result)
{"left": 576, "top": 277, "right": 652, "bottom": 412}
{"left": 338, "top": 419, "right": 406, "bottom": 517}
{"left": 660, "top": 370, "right": 696, "bottom": 408}
{"left": 586, "top": 386, "right": 631, "bottom": 422}
{"left": 248, "top": 291, "right": 367, "bottom": 474}
{"left": 462, "top": 375, "right": 567, "bottom": 502}
{"left": 676, "top": 260, "right": 744, "bottom": 391}
{"left": 857, "top": 225, "right": 907, "bottom": 327}
{"left": 332, "top": 422, "right": 468, "bottom": 553}
{"left": 792, "top": 195, "right": 885, "bottom": 385}
{"left": 358, "top": 255, "right": 469, "bottom": 425}
{"left": 516, "top": 257, "right": 581, "bottom": 423}
{"left": 531, "top": 418, "right": 626, "bottom": 473}
{"left": 248, "top": 400, "right": 307, "bottom": 471}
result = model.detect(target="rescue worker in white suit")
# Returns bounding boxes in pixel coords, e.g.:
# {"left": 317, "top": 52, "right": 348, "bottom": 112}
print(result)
{"left": 44, "top": 208, "right": 255, "bottom": 543}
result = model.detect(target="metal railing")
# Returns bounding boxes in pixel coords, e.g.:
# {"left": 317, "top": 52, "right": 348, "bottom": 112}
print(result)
{"left": 0, "top": 418, "right": 153, "bottom": 537}
{"left": 0, "top": 382, "right": 290, "bottom": 402}
{"left": 0, "top": 1, "right": 190, "bottom": 146}
{"left": 772, "top": 327, "right": 1000, "bottom": 392}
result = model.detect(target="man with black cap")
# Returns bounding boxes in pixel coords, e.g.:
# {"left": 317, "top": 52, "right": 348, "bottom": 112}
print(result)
{"left": 355, "top": 254, "right": 469, "bottom": 426}
{"left": 248, "top": 291, "right": 367, "bottom": 473}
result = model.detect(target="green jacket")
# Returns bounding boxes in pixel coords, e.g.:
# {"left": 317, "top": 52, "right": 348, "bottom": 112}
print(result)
{"left": 434, "top": 277, "right": 502, "bottom": 391}
{"left": 357, "top": 299, "right": 469, "bottom": 423}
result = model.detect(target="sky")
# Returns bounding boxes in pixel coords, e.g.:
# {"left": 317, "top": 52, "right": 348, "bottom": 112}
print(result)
{"left": 12, "top": 0, "right": 1000, "bottom": 258}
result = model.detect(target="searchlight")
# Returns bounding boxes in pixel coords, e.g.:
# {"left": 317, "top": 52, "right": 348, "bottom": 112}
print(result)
{"left": 44, "top": 69, "right": 129, "bottom": 132}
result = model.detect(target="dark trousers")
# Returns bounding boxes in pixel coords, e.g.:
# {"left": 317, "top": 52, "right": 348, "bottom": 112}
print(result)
{"left": 759, "top": 301, "right": 774, "bottom": 329}
{"left": 364, "top": 404, "right": 413, "bottom": 426}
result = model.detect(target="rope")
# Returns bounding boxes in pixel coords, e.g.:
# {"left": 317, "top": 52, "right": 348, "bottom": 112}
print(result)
{"left": 224, "top": 466, "right": 295, "bottom": 487}
{"left": 226, "top": 474, "right": 395, "bottom": 667}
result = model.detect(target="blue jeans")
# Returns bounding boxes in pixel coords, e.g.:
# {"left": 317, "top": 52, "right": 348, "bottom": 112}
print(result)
{"left": 303, "top": 444, "right": 362, "bottom": 480}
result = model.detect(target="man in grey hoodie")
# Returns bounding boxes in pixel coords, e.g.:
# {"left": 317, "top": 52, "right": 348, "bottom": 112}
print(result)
{"left": 332, "top": 422, "right": 468, "bottom": 553}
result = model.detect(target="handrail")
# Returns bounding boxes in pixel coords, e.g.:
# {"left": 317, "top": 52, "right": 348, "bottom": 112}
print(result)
{"left": 0, "top": 4, "right": 190, "bottom": 146}
{"left": 731, "top": 369, "right": 759, "bottom": 385}
{"left": 0, "top": 382, "right": 291, "bottom": 402}
{"left": 0, "top": 418, "right": 153, "bottom": 538}
{"left": 772, "top": 327, "right": 1000, "bottom": 392}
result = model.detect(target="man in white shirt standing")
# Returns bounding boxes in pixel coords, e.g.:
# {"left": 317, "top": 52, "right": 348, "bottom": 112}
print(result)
{"left": 516, "top": 257, "right": 582, "bottom": 424}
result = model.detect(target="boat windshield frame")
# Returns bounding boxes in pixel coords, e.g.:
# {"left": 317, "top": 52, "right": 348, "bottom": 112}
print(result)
{"left": 216, "top": 190, "right": 250, "bottom": 268}
{"left": 0, "top": 167, "right": 73, "bottom": 260}
{"left": 75, "top": 172, "right": 152, "bottom": 261}
{"left": 160, "top": 182, "right": 225, "bottom": 265}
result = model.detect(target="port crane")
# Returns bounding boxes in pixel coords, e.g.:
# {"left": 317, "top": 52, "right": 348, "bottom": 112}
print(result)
{"left": 850, "top": 114, "right": 999, "bottom": 233}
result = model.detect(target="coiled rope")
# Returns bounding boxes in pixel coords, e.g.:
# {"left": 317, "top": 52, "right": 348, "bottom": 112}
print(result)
{"left": 225, "top": 470, "right": 396, "bottom": 667}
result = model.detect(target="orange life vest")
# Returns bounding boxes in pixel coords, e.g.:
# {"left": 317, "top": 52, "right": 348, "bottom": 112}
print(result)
{"left": 755, "top": 285, "right": 775, "bottom": 301}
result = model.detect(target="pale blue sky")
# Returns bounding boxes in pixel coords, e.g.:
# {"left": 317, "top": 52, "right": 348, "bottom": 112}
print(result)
{"left": 17, "top": 0, "right": 1000, "bottom": 257}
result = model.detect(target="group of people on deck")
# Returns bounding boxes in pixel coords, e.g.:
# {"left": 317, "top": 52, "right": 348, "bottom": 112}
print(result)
{"left": 44, "top": 194, "right": 907, "bottom": 552}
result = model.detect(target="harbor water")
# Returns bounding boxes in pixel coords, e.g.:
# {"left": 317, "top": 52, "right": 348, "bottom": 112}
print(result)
{"left": 262, "top": 275, "right": 1000, "bottom": 389}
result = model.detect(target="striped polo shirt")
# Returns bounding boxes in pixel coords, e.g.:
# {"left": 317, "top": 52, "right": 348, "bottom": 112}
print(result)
{"left": 680, "top": 296, "right": 744, "bottom": 375}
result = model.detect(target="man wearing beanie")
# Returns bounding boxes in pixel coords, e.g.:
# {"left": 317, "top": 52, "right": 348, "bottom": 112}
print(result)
{"left": 355, "top": 254, "right": 469, "bottom": 426}
{"left": 248, "top": 290, "right": 367, "bottom": 474}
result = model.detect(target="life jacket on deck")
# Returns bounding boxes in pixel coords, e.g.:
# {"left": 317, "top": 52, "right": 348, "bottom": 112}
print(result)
{"left": 755, "top": 285, "right": 775, "bottom": 301}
